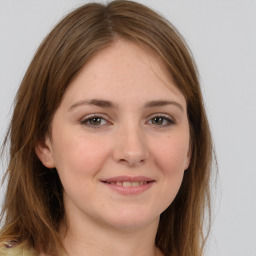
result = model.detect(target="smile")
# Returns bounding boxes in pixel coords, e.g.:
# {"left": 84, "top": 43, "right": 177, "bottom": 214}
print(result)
{"left": 101, "top": 176, "right": 155, "bottom": 195}
{"left": 104, "top": 181, "right": 150, "bottom": 187}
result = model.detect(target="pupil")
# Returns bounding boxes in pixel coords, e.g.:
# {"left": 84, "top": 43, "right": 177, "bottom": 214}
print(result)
{"left": 153, "top": 117, "right": 163, "bottom": 125}
{"left": 90, "top": 118, "right": 101, "bottom": 125}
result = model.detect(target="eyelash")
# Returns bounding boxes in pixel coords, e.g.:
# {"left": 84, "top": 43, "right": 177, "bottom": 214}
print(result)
{"left": 80, "top": 114, "right": 175, "bottom": 128}
{"left": 147, "top": 114, "right": 175, "bottom": 126}
{"left": 80, "top": 114, "right": 110, "bottom": 128}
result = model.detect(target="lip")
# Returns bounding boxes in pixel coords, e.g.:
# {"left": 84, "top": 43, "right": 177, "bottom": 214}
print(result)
{"left": 101, "top": 176, "right": 155, "bottom": 195}
{"left": 102, "top": 176, "right": 154, "bottom": 183}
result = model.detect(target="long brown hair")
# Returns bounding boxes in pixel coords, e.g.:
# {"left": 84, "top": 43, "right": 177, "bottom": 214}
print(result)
{"left": 0, "top": 1, "right": 213, "bottom": 255}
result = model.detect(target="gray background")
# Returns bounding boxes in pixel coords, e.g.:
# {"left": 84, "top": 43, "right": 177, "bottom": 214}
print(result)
{"left": 0, "top": 0, "right": 256, "bottom": 255}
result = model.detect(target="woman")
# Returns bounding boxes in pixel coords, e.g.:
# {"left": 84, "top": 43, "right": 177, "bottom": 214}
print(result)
{"left": 0, "top": 1, "right": 213, "bottom": 256}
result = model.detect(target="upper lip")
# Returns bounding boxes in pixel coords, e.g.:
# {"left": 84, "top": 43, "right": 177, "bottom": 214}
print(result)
{"left": 101, "top": 176, "right": 155, "bottom": 183}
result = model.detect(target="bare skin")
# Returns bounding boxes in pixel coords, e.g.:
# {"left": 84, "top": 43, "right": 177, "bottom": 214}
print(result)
{"left": 37, "top": 38, "right": 189, "bottom": 256}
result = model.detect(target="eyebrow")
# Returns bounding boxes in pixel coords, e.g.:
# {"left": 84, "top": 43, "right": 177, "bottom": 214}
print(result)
{"left": 68, "top": 99, "right": 116, "bottom": 111}
{"left": 144, "top": 100, "right": 184, "bottom": 112}
{"left": 68, "top": 99, "right": 184, "bottom": 112}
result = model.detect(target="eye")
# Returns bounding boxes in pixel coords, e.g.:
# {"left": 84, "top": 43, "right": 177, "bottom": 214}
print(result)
{"left": 148, "top": 115, "right": 175, "bottom": 126}
{"left": 81, "top": 115, "right": 109, "bottom": 128}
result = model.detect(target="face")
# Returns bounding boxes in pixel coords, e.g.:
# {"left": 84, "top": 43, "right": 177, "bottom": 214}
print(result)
{"left": 36, "top": 39, "right": 190, "bottom": 231}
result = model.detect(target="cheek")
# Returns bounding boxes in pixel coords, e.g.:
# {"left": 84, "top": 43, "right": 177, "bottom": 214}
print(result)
{"left": 52, "top": 131, "right": 111, "bottom": 181}
{"left": 151, "top": 134, "right": 190, "bottom": 174}
{"left": 150, "top": 133, "right": 189, "bottom": 207}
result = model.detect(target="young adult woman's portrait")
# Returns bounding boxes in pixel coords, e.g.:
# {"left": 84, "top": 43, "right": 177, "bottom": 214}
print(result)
{"left": 0, "top": 1, "right": 255, "bottom": 256}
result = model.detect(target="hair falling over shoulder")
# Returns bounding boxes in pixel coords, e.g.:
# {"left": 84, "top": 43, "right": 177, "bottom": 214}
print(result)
{"left": 0, "top": 1, "right": 215, "bottom": 255}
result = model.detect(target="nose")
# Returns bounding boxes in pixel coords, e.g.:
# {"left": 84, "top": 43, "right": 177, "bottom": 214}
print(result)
{"left": 112, "top": 125, "right": 149, "bottom": 167}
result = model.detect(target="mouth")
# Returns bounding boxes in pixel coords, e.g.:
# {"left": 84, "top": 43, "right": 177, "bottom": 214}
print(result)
{"left": 101, "top": 176, "right": 155, "bottom": 195}
{"left": 102, "top": 180, "right": 153, "bottom": 187}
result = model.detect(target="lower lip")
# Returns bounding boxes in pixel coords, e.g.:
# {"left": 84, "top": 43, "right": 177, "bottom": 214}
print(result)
{"left": 102, "top": 182, "right": 154, "bottom": 195}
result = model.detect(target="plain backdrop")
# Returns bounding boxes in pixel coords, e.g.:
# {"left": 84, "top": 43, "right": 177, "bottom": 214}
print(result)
{"left": 0, "top": 1, "right": 255, "bottom": 255}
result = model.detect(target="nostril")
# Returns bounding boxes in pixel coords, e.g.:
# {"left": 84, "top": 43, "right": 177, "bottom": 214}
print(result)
{"left": 118, "top": 157, "right": 145, "bottom": 167}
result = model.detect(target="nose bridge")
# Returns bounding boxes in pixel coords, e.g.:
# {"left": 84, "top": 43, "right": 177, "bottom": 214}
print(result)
{"left": 113, "top": 120, "right": 148, "bottom": 167}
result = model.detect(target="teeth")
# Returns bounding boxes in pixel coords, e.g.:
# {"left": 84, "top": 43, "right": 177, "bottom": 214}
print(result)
{"left": 123, "top": 181, "right": 131, "bottom": 187}
{"left": 132, "top": 181, "right": 140, "bottom": 187}
{"left": 108, "top": 181, "right": 149, "bottom": 187}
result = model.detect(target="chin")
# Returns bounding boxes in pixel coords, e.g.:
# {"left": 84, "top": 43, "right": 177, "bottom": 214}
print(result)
{"left": 102, "top": 209, "right": 160, "bottom": 231}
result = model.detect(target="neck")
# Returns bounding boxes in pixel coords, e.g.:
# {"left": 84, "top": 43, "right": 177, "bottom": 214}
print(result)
{"left": 60, "top": 215, "right": 162, "bottom": 256}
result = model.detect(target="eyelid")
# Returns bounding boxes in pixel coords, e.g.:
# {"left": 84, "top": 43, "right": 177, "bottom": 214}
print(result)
{"left": 81, "top": 113, "right": 107, "bottom": 120}
{"left": 79, "top": 112, "right": 176, "bottom": 129}
{"left": 146, "top": 113, "right": 176, "bottom": 125}
{"left": 80, "top": 113, "right": 112, "bottom": 128}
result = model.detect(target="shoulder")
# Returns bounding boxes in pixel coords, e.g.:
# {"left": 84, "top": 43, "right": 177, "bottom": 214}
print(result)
{"left": 0, "top": 241, "right": 39, "bottom": 256}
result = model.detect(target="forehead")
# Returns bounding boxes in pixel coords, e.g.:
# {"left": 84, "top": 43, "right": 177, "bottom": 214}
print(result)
{"left": 61, "top": 38, "right": 186, "bottom": 107}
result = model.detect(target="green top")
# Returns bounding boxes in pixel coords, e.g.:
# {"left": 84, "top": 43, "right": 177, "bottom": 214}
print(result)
{"left": 0, "top": 242, "right": 38, "bottom": 256}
